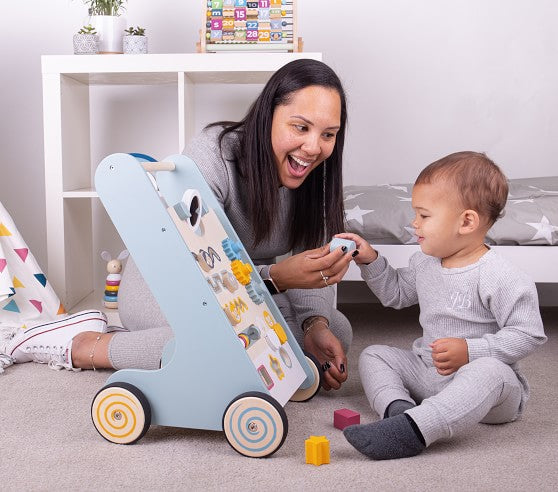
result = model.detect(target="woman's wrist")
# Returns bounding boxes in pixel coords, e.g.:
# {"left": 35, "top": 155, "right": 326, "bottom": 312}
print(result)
{"left": 268, "top": 264, "right": 287, "bottom": 292}
{"left": 302, "top": 316, "right": 330, "bottom": 337}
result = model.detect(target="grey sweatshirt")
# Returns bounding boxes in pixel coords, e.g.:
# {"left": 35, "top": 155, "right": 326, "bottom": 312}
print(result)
{"left": 359, "top": 249, "right": 546, "bottom": 395}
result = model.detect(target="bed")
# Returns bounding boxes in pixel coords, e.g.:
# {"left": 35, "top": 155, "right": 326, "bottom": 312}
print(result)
{"left": 342, "top": 176, "right": 558, "bottom": 284}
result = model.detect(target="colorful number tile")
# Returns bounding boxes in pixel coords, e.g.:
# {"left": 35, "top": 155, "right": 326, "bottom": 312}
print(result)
{"left": 222, "top": 18, "right": 234, "bottom": 29}
{"left": 235, "top": 0, "right": 247, "bottom": 6}
{"left": 246, "top": 20, "right": 258, "bottom": 29}
{"left": 270, "top": 31, "right": 282, "bottom": 42}
{"left": 258, "top": 8, "right": 270, "bottom": 20}
{"left": 223, "top": 31, "right": 235, "bottom": 41}
{"left": 210, "top": 30, "right": 223, "bottom": 40}
{"left": 235, "top": 7, "right": 247, "bottom": 20}
{"left": 258, "top": 30, "right": 270, "bottom": 42}
{"left": 259, "top": 0, "right": 270, "bottom": 8}
{"left": 212, "top": 0, "right": 223, "bottom": 8}
{"left": 246, "top": 29, "right": 258, "bottom": 40}
{"left": 234, "top": 30, "right": 247, "bottom": 41}
{"left": 211, "top": 8, "right": 223, "bottom": 17}
{"left": 212, "top": 19, "right": 223, "bottom": 30}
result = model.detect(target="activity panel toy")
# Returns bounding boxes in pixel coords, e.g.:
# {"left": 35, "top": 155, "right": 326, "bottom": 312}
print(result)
{"left": 92, "top": 153, "right": 320, "bottom": 457}
{"left": 199, "top": 0, "right": 301, "bottom": 52}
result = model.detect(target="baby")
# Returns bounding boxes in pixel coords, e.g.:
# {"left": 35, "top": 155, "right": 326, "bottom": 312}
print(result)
{"left": 338, "top": 151, "right": 546, "bottom": 460}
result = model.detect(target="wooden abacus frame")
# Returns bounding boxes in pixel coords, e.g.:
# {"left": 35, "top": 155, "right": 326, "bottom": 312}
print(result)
{"left": 198, "top": 0, "right": 302, "bottom": 53}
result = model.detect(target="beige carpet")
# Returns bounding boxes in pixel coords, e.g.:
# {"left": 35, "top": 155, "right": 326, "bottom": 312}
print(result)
{"left": 1, "top": 304, "right": 556, "bottom": 491}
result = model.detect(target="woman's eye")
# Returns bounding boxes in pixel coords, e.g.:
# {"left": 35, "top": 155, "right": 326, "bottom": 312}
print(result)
{"left": 323, "top": 132, "right": 336, "bottom": 139}
{"left": 294, "top": 124, "right": 307, "bottom": 132}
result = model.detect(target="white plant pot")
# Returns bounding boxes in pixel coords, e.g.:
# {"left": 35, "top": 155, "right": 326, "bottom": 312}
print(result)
{"left": 73, "top": 34, "right": 99, "bottom": 55}
{"left": 89, "top": 15, "right": 127, "bottom": 54}
{"left": 123, "top": 35, "right": 148, "bottom": 54}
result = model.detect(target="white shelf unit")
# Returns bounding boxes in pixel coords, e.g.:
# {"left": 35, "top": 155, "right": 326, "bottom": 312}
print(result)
{"left": 42, "top": 52, "right": 322, "bottom": 313}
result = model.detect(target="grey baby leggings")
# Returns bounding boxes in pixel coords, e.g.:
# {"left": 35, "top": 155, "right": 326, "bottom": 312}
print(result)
{"left": 359, "top": 344, "right": 524, "bottom": 446}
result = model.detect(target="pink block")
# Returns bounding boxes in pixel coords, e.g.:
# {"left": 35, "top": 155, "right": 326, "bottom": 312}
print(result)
{"left": 333, "top": 408, "right": 360, "bottom": 430}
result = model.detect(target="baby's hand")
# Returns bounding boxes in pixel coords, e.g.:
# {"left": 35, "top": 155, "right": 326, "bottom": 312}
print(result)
{"left": 430, "top": 338, "right": 469, "bottom": 376}
{"left": 334, "top": 232, "right": 378, "bottom": 264}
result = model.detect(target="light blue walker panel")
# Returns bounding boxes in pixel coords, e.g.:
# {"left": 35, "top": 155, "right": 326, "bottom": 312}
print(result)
{"left": 94, "top": 153, "right": 315, "bottom": 437}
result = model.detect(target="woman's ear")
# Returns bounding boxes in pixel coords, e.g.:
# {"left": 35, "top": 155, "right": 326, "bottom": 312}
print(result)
{"left": 459, "top": 209, "right": 480, "bottom": 235}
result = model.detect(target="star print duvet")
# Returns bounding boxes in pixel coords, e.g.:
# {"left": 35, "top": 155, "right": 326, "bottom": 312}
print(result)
{"left": 343, "top": 176, "right": 558, "bottom": 246}
{"left": 0, "top": 201, "right": 65, "bottom": 331}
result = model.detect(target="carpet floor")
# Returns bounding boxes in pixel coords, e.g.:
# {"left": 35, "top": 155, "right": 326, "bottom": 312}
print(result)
{"left": 1, "top": 304, "right": 556, "bottom": 491}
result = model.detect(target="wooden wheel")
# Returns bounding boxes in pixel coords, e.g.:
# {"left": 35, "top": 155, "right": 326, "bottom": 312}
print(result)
{"left": 222, "top": 392, "right": 287, "bottom": 458}
{"left": 91, "top": 382, "right": 151, "bottom": 445}
{"left": 290, "top": 353, "right": 322, "bottom": 402}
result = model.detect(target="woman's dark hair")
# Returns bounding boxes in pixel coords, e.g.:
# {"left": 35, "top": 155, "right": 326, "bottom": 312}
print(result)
{"left": 209, "top": 58, "right": 347, "bottom": 250}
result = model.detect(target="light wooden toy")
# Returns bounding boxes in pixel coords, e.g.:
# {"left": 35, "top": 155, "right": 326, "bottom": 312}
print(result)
{"left": 198, "top": 0, "right": 302, "bottom": 53}
{"left": 305, "top": 435, "right": 330, "bottom": 466}
{"left": 91, "top": 153, "right": 322, "bottom": 457}
{"left": 100, "top": 249, "right": 129, "bottom": 309}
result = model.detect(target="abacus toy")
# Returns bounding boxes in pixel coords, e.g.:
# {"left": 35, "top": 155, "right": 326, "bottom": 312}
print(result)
{"left": 91, "top": 153, "right": 322, "bottom": 458}
{"left": 198, "top": 0, "right": 302, "bottom": 52}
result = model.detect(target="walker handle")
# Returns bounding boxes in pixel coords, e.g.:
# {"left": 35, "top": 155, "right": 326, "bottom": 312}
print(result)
{"left": 141, "top": 162, "right": 176, "bottom": 172}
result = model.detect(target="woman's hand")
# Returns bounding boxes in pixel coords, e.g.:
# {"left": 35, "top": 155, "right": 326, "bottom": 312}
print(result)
{"left": 271, "top": 244, "right": 354, "bottom": 290}
{"left": 303, "top": 317, "right": 348, "bottom": 390}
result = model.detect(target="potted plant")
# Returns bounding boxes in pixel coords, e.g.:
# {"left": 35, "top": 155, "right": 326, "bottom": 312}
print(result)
{"left": 123, "top": 26, "right": 148, "bottom": 54}
{"left": 83, "top": 0, "right": 127, "bottom": 54}
{"left": 73, "top": 24, "right": 99, "bottom": 55}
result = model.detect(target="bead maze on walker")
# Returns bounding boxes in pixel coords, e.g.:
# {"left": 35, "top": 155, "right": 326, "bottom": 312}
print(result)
{"left": 199, "top": 0, "right": 301, "bottom": 52}
{"left": 91, "top": 153, "right": 322, "bottom": 457}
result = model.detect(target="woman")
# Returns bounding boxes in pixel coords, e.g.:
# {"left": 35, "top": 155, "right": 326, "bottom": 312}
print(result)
{"left": 4, "top": 59, "right": 354, "bottom": 390}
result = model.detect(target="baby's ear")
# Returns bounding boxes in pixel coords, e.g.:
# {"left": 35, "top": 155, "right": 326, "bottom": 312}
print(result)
{"left": 460, "top": 209, "right": 480, "bottom": 234}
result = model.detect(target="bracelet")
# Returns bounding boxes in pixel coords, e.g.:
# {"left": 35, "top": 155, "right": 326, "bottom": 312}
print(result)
{"left": 89, "top": 334, "right": 102, "bottom": 371}
{"left": 303, "top": 317, "right": 330, "bottom": 337}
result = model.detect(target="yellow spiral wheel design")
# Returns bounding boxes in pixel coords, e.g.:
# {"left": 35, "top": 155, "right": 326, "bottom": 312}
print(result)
{"left": 91, "top": 383, "right": 151, "bottom": 445}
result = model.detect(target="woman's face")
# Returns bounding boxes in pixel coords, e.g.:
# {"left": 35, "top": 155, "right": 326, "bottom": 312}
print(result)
{"left": 271, "top": 85, "right": 341, "bottom": 189}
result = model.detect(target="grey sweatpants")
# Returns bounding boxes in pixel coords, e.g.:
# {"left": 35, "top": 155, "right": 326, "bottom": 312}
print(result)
{"left": 109, "top": 259, "right": 352, "bottom": 370}
{"left": 359, "top": 345, "right": 524, "bottom": 446}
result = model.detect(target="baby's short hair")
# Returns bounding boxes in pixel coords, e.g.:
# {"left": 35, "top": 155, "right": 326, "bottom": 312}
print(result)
{"left": 415, "top": 151, "right": 508, "bottom": 226}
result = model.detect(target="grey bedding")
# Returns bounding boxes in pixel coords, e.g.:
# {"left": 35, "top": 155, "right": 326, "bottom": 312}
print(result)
{"left": 344, "top": 176, "right": 558, "bottom": 246}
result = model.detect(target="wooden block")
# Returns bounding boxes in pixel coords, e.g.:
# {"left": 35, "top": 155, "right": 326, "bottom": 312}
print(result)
{"left": 333, "top": 408, "right": 360, "bottom": 430}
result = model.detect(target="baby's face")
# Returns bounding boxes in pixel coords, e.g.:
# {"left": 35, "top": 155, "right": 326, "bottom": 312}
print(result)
{"left": 411, "top": 181, "right": 465, "bottom": 259}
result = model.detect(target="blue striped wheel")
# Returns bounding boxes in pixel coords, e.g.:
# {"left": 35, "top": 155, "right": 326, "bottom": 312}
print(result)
{"left": 222, "top": 392, "right": 288, "bottom": 458}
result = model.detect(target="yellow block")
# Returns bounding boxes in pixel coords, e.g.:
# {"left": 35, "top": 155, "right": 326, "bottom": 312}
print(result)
{"left": 305, "top": 435, "right": 330, "bottom": 466}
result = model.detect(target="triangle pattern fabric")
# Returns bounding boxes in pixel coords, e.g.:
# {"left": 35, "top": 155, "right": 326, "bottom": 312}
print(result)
{"left": 3, "top": 299, "right": 20, "bottom": 313}
{"left": 14, "top": 248, "right": 29, "bottom": 262}
{"left": 29, "top": 300, "right": 43, "bottom": 313}
{"left": 57, "top": 303, "right": 66, "bottom": 315}
{"left": 0, "top": 258, "right": 6, "bottom": 273}
{"left": 13, "top": 276, "right": 24, "bottom": 288}
{"left": 34, "top": 273, "right": 47, "bottom": 287}
{"left": 0, "top": 223, "right": 11, "bottom": 236}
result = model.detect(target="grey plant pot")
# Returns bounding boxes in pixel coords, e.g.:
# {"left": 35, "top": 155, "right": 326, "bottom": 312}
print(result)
{"left": 123, "top": 35, "right": 148, "bottom": 54}
{"left": 73, "top": 34, "right": 99, "bottom": 55}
